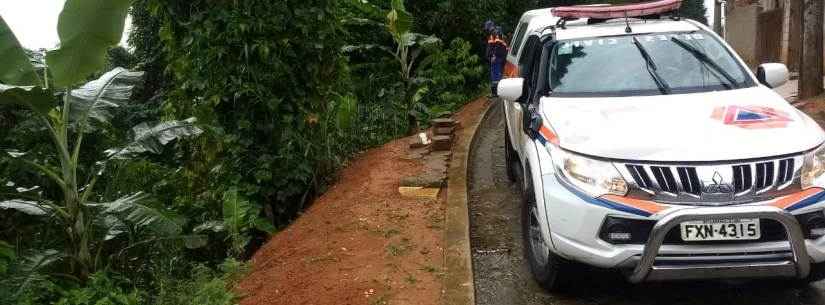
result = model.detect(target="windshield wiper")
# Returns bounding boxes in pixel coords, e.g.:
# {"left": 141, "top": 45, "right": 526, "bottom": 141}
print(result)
{"left": 671, "top": 37, "right": 739, "bottom": 89}
{"left": 632, "top": 37, "right": 671, "bottom": 95}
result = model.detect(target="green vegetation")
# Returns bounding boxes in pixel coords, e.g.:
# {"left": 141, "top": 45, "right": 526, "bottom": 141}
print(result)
{"left": 0, "top": 0, "right": 706, "bottom": 303}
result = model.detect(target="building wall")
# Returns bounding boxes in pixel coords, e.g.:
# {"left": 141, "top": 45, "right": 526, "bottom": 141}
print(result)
{"left": 724, "top": 0, "right": 823, "bottom": 72}
{"left": 726, "top": 5, "right": 760, "bottom": 67}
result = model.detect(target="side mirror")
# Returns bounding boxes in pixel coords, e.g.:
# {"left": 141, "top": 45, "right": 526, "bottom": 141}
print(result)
{"left": 757, "top": 63, "right": 789, "bottom": 89}
{"left": 498, "top": 77, "right": 525, "bottom": 102}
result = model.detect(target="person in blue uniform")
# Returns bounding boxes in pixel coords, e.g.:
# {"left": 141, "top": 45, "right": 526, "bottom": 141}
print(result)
{"left": 486, "top": 26, "right": 508, "bottom": 98}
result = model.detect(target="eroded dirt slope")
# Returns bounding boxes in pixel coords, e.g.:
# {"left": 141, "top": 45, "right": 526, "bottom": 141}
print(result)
{"left": 238, "top": 98, "right": 488, "bottom": 305}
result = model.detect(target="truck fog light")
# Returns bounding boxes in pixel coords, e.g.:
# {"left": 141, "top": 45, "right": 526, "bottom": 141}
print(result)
{"left": 796, "top": 211, "right": 825, "bottom": 239}
{"left": 607, "top": 224, "right": 632, "bottom": 242}
{"left": 811, "top": 228, "right": 825, "bottom": 237}
{"left": 807, "top": 216, "right": 825, "bottom": 238}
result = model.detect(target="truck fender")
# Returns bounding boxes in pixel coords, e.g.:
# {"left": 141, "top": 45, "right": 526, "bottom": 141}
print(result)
{"left": 522, "top": 138, "right": 557, "bottom": 250}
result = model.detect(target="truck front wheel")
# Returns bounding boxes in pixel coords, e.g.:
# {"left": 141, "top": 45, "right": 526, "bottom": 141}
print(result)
{"left": 521, "top": 163, "right": 573, "bottom": 291}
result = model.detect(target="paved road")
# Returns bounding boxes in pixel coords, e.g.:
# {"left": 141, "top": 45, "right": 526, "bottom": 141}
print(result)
{"left": 468, "top": 101, "right": 825, "bottom": 305}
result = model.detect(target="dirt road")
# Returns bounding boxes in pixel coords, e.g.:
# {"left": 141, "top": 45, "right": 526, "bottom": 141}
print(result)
{"left": 468, "top": 101, "right": 825, "bottom": 305}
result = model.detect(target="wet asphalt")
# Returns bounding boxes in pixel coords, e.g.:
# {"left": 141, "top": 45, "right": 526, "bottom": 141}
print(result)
{"left": 467, "top": 101, "right": 825, "bottom": 305}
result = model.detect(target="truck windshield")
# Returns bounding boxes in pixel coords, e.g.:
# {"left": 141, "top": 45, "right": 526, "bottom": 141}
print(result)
{"left": 549, "top": 31, "right": 754, "bottom": 97}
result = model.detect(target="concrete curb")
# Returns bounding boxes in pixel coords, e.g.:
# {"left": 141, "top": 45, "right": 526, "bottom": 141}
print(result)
{"left": 443, "top": 99, "right": 495, "bottom": 305}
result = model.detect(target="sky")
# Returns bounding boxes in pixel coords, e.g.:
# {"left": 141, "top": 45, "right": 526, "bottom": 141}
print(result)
{"left": 705, "top": 0, "right": 716, "bottom": 28}
{"left": 0, "top": 0, "right": 131, "bottom": 50}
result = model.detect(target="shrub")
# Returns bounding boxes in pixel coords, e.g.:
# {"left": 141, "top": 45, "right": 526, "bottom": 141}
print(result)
{"left": 54, "top": 273, "right": 142, "bottom": 305}
{"left": 136, "top": 0, "right": 365, "bottom": 242}
{"left": 154, "top": 259, "right": 247, "bottom": 305}
{"left": 423, "top": 38, "right": 485, "bottom": 108}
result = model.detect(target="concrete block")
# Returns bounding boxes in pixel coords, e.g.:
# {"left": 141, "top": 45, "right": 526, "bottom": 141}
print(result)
{"left": 409, "top": 132, "right": 431, "bottom": 149}
{"left": 400, "top": 173, "right": 445, "bottom": 188}
{"left": 398, "top": 186, "right": 441, "bottom": 200}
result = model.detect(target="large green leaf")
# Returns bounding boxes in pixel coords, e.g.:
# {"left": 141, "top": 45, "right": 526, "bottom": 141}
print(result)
{"left": 193, "top": 220, "right": 226, "bottom": 233}
{"left": 101, "top": 214, "right": 128, "bottom": 241}
{"left": 181, "top": 235, "right": 208, "bottom": 249}
{"left": 102, "top": 192, "right": 182, "bottom": 236}
{"left": 105, "top": 118, "right": 203, "bottom": 160}
{"left": 387, "top": 0, "right": 412, "bottom": 39}
{"left": 69, "top": 67, "right": 144, "bottom": 128}
{"left": 0, "top": 85, "right": 54, "bottom": 117}
{"left": 0, "top": 199, "right": 51, "bottom": 216}
{"left": 222, "top": 188, "right": 251, "bottom": 236}
{"left": 45, "top": 0, "right": 131, "bottom": 88}
{"left": 0, "top": 16, "right": 40, "bottom": 86}
{"left": 335, "top": 95, "right": 358, "bottom": 131}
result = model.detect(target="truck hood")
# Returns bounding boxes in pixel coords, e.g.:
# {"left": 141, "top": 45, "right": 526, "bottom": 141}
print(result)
{"left": 542, "top": 86, "right": 825, "bottom": 162}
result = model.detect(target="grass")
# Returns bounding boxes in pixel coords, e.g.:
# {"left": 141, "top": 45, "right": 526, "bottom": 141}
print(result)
{"left": 369, "top": 295, "right": 390, "bottom": 305}
{"left": 386, "top": 237, "right": 414, "bottom": 257}
{"left": 420, "top": 264, "right": 445, "bottom": 279}
{"left": 425, "top": 210, "right": 444, "bottom": 230}
{"left": 404, "top": 274, "right": 418, "bottom": 285}
{"left": 382, "top": 228, "right": 401, "bottom": 238}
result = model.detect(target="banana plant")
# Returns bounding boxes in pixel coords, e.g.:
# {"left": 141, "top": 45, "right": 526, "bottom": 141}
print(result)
{"left": 0, "top": 0, "right": 203, "bottom": 281}
{"left": 343, "top": 0, "right": 441, "bottom": 130}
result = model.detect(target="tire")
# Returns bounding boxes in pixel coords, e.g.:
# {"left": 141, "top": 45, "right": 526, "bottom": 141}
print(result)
{"left": 521, "top": 163, "right": 573, "bottom": 291}
{"left": 504, "top": 127, "right": 518, "bottom": 183}
{"left": 786, "top": 262, "right": 825, "bottom": 287}
{"left": 806, "top": 262, "right": 825, "bottom": 283}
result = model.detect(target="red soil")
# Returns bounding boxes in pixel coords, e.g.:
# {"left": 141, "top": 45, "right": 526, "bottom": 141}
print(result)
{"left": 237, "top": 97, "right": 489, "bottom": 305}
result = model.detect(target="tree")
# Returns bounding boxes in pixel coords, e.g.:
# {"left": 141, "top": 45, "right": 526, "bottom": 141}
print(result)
{"left": 800, "top": 0, "right": 824, "bottom": 99}
{"left": 0, "top": 0, "right": 204, "bottom": 281}
{"left": 680, "top": 0, "right": 708, "bottom": 24}
{"left": 788, "top": 0, "right": 803, "bottom": 72}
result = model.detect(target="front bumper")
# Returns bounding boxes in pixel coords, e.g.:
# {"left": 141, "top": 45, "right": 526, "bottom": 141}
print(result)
{"left": 627, "top": 206, "right": 809, "bottom": 282}
{"left": 541, "top": 173, "right": 825, "bottom": 281}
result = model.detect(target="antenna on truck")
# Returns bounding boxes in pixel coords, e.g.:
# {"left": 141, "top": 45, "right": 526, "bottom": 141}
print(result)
{"left": 624, "top": 12, "right": 633, "bottom": 33}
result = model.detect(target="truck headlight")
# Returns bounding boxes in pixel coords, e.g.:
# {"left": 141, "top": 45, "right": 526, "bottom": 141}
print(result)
{"left": 802, "top": 143, "right": 825, "bottom": 189}
{"left": 547, "top": 144, "right": 628, "bottom": 197}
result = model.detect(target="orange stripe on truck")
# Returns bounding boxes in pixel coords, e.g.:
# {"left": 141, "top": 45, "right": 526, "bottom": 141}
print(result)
{"left": 504, "top": 62, "right": 519, "bottom": 78}
{"left": 539, "top": 125, "right": 560, "bottom": 145}
{"left": 601, "top": 195, "right": 669, "bottom": 215}
{"left": 770, "top": 188, "right": 824, "bottom": 209}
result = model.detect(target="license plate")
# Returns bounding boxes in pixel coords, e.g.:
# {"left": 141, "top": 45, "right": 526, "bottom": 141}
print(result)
{"left": 680, "top": 218, "right": 761, "bottom": 241}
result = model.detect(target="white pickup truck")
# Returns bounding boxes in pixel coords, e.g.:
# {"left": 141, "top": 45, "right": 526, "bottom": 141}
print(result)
{"left": 499, "top": 2, "right": 825, "bottom": 290}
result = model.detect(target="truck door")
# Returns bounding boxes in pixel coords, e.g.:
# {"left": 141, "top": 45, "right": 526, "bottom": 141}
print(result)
{"left": 508, "top": 36, "right": 541, "bottom": 161}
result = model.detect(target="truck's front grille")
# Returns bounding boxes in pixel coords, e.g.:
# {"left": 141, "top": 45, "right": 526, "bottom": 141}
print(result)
{"left": 778, "top": 158, "right": 795, "bottom": 185}
{"left": 618, "top": 155, "right": 803, "bottom": 205}
{"left": 676, "top": 167, "right": 701, "bottom": 195}
{"left": 627, "top": 164, "right": 653, "bottom": 189}
{"left": 732, "top": 164, "right": 752, "bottom": 193}
{"left": 650, "top": 166, "right": 678, "bottom": 193}
{"left": 755, "top": 161, "right": 775, "bottom": 191}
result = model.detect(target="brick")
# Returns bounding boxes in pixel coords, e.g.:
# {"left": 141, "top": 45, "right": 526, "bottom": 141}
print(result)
{"left": 435, "top": 126, "right": 454, "bottom": 136}
{"left": 431, "top": 118, "right": 456, "bottom": 128}
{"left": 432, "top": 135, "right": 452, "bottom": 151}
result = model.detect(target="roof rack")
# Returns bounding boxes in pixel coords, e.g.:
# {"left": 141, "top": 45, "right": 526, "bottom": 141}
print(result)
{"left": 551, "top": 0, "right": 682, "bottom": 19}
{"left": 551, "top": 0, "right": 682, "bottom": 30}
